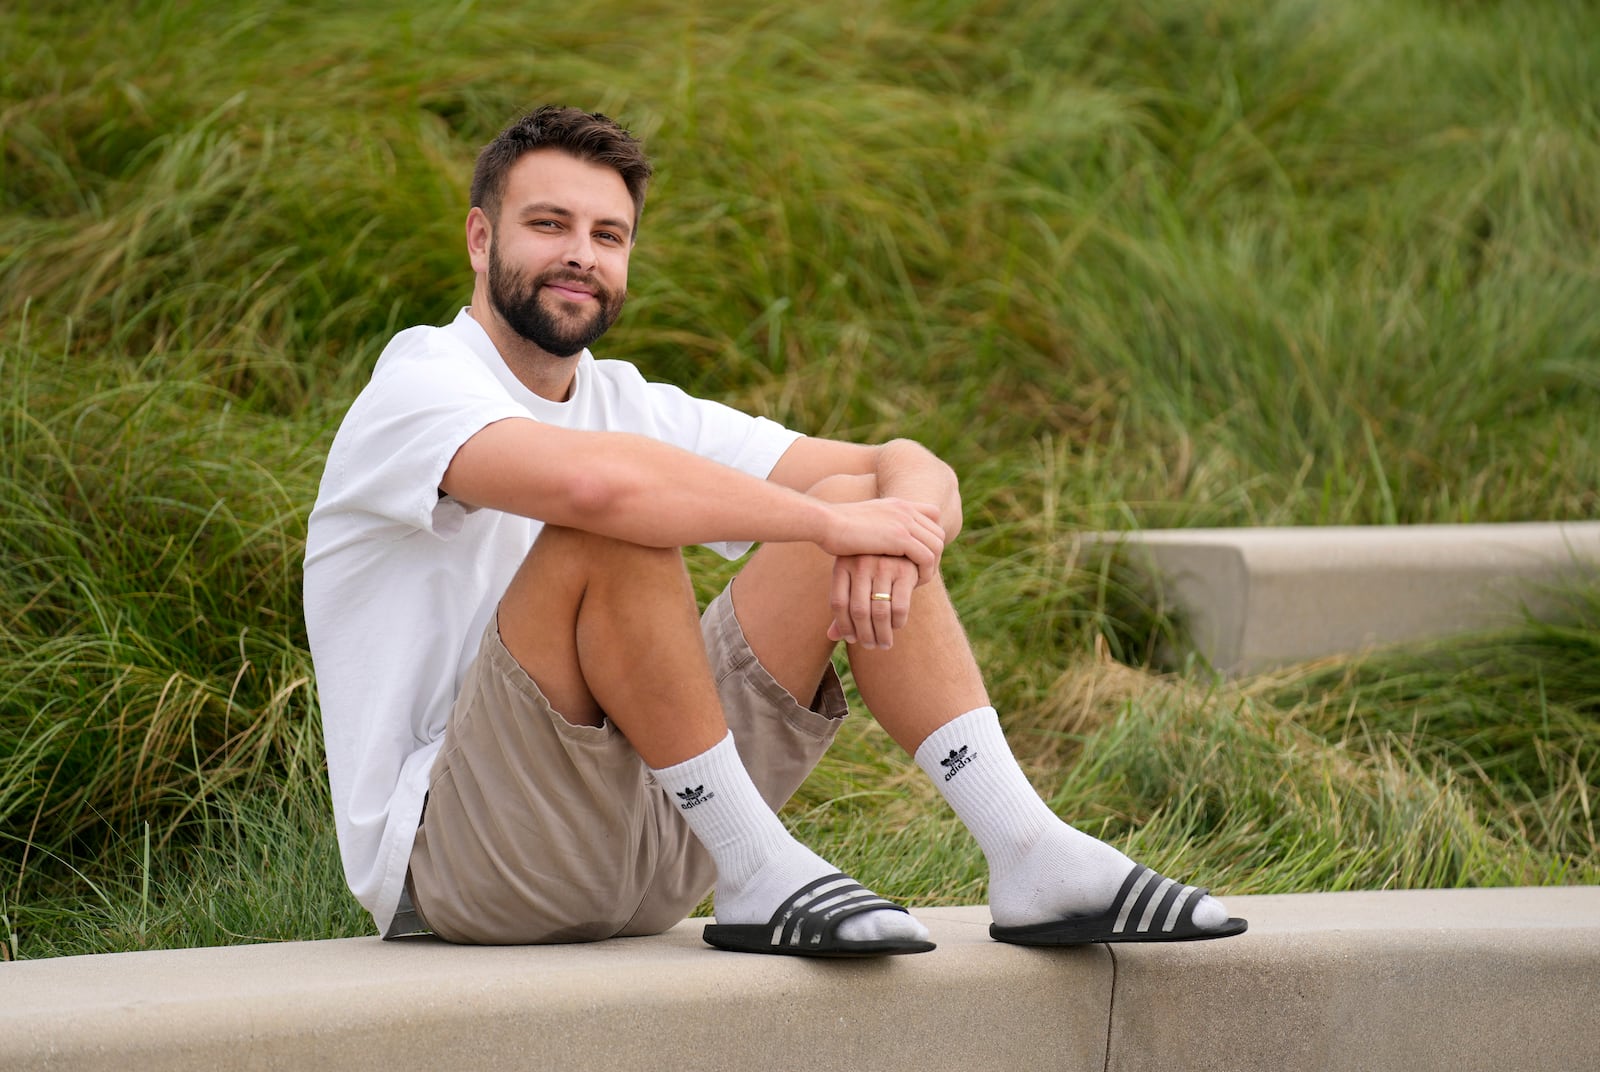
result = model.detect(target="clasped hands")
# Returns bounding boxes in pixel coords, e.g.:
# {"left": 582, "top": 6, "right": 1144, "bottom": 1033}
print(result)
{"left": 821, "top": 496, "right": 946, "bottom": 651}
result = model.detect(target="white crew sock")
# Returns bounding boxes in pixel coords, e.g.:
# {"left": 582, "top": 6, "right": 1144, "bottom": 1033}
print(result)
{"left": 914, "top": 707, "right": 1229, "bottom": 930}
{"left": 650, "top": 733, "right": 928, "bottom": 944}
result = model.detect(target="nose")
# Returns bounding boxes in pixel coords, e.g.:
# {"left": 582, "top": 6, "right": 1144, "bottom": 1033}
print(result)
{"left": 561, "top": 230, "right": 596, "bottom": 272}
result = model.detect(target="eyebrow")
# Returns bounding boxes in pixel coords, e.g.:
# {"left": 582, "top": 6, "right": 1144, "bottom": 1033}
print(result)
{"left": 518, "top": 202, "right": 633, "bottom": 240}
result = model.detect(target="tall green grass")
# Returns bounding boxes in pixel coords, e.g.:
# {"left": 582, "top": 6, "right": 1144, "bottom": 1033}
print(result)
{"left": 3, "top": 0, "right": 1597, "bottom": 958}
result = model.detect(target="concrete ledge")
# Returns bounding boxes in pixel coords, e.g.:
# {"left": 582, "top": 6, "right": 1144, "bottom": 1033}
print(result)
{"left": 1097, "top": 522, "right": 1600, "bottom": 675}
{"left": 1107, "top": 886, "right": 1600, "bottom": 1071}
{"left": 3, "top": 887, "right": 1596, "bottom": 1071}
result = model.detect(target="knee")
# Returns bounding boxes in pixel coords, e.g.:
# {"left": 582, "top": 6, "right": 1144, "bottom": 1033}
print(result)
{"left": 531, "top": 524, "right": 689, "bottom": 583}
{"left": 535, "top": 524, "right": 678, "bottom": 561}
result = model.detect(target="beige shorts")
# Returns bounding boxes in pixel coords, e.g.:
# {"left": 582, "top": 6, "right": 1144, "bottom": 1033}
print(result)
{"left": 403, "top": 582, "right": 847, "bottom": 944}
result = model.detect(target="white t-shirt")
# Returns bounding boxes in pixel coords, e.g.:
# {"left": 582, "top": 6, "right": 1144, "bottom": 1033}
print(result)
{"left": 303, "top": 309, "right": 802, "bottom": 934}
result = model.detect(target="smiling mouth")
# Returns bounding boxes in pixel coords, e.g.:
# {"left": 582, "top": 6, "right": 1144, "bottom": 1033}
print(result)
{"left": 543, "top": 280, "right": 597, "bottom": 302}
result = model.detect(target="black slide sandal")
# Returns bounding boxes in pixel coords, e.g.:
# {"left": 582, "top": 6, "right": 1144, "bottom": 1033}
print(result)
{"left": 990, "top": 864, "right": 1248, "bottom": 946}
{"left": 703, "top": 873, "right": 937, "bottom": 957}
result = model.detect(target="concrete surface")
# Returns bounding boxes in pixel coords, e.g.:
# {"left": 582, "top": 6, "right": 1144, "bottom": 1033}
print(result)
{"left": 3, "top": 887, "right": 1596, "bottom": 1072}
{"left": 1097, "top": 522, "right": 1600, "bottom": 675}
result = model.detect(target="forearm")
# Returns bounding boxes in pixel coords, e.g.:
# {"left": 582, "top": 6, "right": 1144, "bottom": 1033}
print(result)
{"left": 565, "top": 435, "right": 837, "bottom": 548}
{"left": 444, "top": 419, "right": 835, "bottom": 548}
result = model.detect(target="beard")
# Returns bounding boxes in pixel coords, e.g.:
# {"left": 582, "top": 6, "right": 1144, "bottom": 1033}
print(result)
{"left": 487, "top": 241, "right": 626, "bottom": 358}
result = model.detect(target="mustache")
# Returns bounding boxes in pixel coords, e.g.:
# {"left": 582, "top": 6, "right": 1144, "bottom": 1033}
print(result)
{"left": 537, "top": 269, "right": 603, "bottom": 292}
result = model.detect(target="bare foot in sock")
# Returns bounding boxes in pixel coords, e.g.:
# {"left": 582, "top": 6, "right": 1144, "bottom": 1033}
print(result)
{"left": 989, "top": 822, "right": 1230, "bottom": 931}
{"left": 914, "top": 708, "right": 1232, "bottom": 939}
{"left": 652, "top": 734, "right": 929, "bottom": 949}
{"left": 715, "top": 845, "right": 930, "bottom": 945}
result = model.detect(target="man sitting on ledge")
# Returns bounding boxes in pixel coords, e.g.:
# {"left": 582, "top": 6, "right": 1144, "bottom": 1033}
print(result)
{"left": 303, "top": 105, "right": 1246, "bottom": 956}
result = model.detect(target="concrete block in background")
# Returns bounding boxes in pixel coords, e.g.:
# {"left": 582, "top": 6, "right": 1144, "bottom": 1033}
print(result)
{"left": 1096, "top": 523, "right": 1600, "bottom": 675}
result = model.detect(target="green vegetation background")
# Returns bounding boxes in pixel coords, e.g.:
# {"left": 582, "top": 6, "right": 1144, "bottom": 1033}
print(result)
{"left": 3, "top": 0, "right": 1597, "bottom": 958}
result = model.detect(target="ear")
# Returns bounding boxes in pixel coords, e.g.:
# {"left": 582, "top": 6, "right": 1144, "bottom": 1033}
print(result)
{"left": 466, "top": 206, "right": 493, "bottom": 274}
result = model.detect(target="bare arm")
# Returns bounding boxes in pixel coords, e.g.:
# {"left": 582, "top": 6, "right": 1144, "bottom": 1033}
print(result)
{"left": 439, "top": 417, "right": 946, "bottom": 566}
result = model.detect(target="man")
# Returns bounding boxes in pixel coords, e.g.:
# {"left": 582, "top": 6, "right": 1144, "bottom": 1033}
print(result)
{"left": 304, "top": 106, "right": 1245, "bottom": 956}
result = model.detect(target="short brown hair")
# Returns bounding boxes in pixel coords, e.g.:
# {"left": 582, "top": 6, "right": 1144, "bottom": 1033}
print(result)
{"left": 470, "top": 106, "right": 652, "bottom": 230}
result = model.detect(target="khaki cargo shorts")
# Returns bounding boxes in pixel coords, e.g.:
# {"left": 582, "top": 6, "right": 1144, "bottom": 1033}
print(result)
{"left": 402, "top": 582, "right": 847, "bottom": 944}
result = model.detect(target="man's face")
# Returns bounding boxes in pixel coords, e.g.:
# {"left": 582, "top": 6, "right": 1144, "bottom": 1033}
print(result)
{"left": 483, "top": 149, "right": 634, "bottom": 358}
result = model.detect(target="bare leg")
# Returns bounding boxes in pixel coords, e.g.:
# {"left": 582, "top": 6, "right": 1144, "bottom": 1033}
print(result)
{"left": 731, "top": 474, "right": 988, "bottom": 754}
{"left": 497, "top": 524, "right": 725, "bottom": 765}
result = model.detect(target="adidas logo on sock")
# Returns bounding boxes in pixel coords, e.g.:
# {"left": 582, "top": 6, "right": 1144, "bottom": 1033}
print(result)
{"left": 939, "top": 745, "right": 977, "bottom": 781}
{"left": 676, "top": 785, "right": 715, "bottom": 809}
